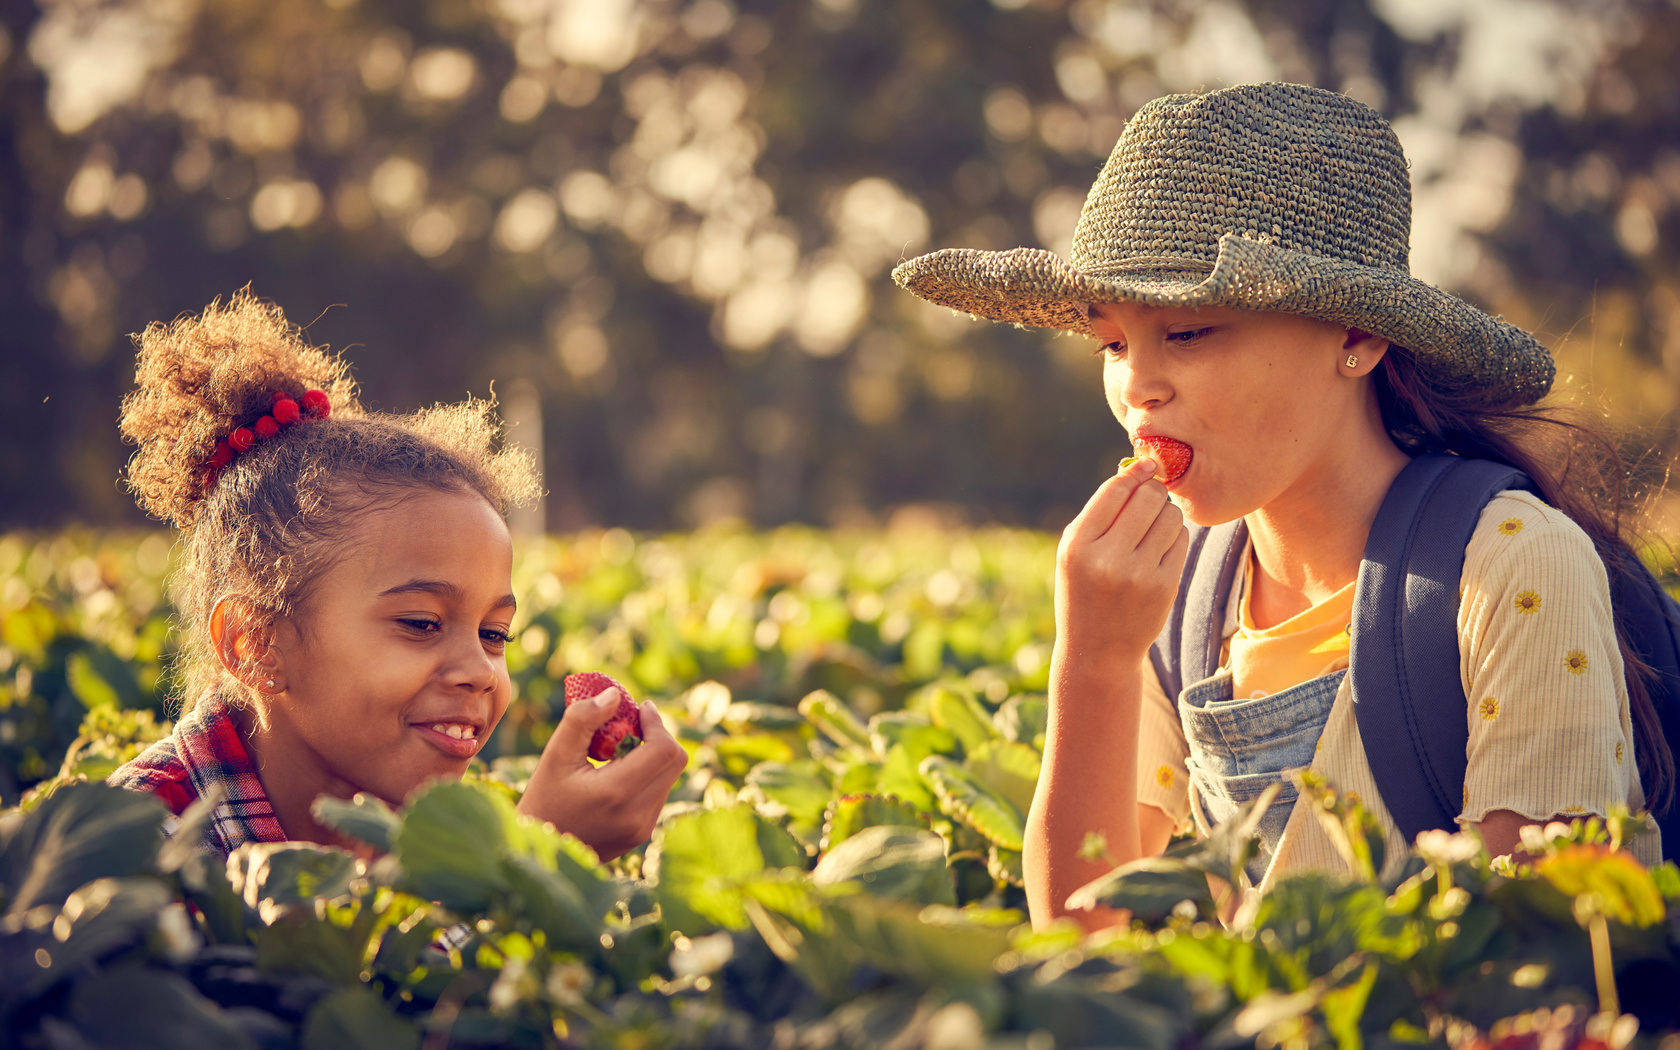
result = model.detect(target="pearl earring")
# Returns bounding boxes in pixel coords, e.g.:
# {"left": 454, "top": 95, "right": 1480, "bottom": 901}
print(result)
{"left": 1345, "top": 354, "right": 1359, "bottom": 368}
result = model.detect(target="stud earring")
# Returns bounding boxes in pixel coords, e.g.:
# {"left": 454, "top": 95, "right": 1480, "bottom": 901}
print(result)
{"left": 263, "top": 678, "right": 276, "bottom": 691}
{"left": 1345, "top": 354, "right": 1359, "bottom": 368}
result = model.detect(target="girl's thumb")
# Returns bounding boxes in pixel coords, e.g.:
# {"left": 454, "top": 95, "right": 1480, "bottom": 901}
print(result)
{"left": 557, "top": 688, "right": 621, "bottom": 748}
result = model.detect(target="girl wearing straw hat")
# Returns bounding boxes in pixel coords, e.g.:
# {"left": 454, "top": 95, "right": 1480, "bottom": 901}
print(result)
{"left": 894, "top": 82, "right": 1671, "bottom": 929}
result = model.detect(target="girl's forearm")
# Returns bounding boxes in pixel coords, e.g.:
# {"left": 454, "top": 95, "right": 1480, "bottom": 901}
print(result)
{"left": 1023, "top": 646, "right": 1145, "bottom": 931}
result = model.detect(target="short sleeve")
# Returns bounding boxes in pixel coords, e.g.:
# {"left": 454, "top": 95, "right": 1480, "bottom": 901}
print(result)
{"left": 1456, "top": 492, "right": 1641, "bottom": 826}
{"left": 1136, "top": 653, "right": 1193, "bottom": 829}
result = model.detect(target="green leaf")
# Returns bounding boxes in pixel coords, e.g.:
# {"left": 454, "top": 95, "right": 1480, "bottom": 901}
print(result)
{"left": 867, "top": 711, "right": 956, "bottom": 762}
{"left": 963, "top": 739, "right": 1040, "bottom": 815}
{"left": 311, "top": 792, "right": 400, "bottom": 853}
{"left": 919, "top": 755, "right": 1024, "bottom": 851}
{"left": 67, "top": 967, "right": 258, "bottom": 1050}
{"left": 0, "top": 782, "right": 166, "bottom": 917}
{"left": 720, "top": 701, "right": 806, "bottom": 733}
{"left": 1535, "top": 844, "right": 1666, "bottom": 927}
{"left": 257, "top": 907, "right": 362, "bottom": 983}
{"left": 302, "top": 986, "right": 421, "bottom": 1050}
{"left": 798, "top": 689, "right": 873, "bottom": 754}
{"left": 1320, "top": 960, "right": 1379, "bottom": 1050}
{"left": 646, "top": 805, "right": 803, "bottom": 934}
{"left": 1168, "top": 780, "right": 1280, "bottom": 890}
{"left": 874, "top": 744, "right": 939, "bottom": 814}
{"left": 924, "top": 684, "right": 996, "bottom": 753}
{"left": 812, "top": 825, "right": 955, "bottom": 906}
{"left": 987, "top": 845, "right": 1024, "bottom": 887}
{"left": 993, "top": 693, "right": 1047, "bottom": 748}
{"left": 229, "top": 842, "right": 358, "bottom": 912}
{"left": 821, "top": 792, "right": 926, "bottom": 851}
{"left": 22, "top": 877, "right": 173, "bottom": 1000}
{"left": 500, "top": 852, "right": 606, "bottom": 954}
{"left": 746, "top": 760, "right": 834, "bottom": 832}
{"left": 393, "top": 780, "right": 512, "bottom": 914}
{"left": 1064, "top": 856, "right": 1213, "bottom": 924}
{"left": 714, "top": 732, "right": 796, "bottom": 776}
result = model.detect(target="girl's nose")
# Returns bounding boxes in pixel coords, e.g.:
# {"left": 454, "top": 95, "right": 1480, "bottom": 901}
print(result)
{"left": 1109, "top": 347, "right": 1171, "bottom": 412}
{"left": 443, "top": 631, "right": 500, "bottom": 693}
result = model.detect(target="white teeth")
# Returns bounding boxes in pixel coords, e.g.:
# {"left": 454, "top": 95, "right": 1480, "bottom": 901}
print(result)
{"left": 428, "top": 723, "right": 475, "bottom": 740}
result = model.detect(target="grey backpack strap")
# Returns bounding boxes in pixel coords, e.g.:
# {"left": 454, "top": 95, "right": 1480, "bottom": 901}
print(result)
{"left": 1150, "top": 520, "right": 1248, "bottom": 700}
{"left": 1351, "top": 453, "right": 1531, "bottom": 840}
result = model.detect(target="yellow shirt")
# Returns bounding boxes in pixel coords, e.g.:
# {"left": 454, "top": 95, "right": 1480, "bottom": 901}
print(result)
{"left": 1228, "top": 558, "right": 1355, "bottom": 702}
{"left": 1135, "top": 491, "right": 1661, "bottom": 881}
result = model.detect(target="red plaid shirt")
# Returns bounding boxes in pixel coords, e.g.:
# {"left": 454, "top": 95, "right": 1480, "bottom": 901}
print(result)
{"left": 108, "top": 691, "right": 286, "bottom": 856}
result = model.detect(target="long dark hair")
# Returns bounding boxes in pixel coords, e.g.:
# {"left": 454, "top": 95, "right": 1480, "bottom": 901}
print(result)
{"left": 1375, "top": 348, "right": 1674, "bottom": 816}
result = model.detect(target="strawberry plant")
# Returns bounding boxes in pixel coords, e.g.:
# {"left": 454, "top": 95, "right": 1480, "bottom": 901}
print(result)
{"left": 4, "top": 530, "right": 1680, "bottom": 1047}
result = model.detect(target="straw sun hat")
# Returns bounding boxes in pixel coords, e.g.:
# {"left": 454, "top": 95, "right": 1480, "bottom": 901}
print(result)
{"left": 892, "top": 82, "right": 1554, "bottom": 410}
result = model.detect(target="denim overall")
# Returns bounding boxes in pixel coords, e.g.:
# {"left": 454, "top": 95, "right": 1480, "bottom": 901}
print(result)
{"left": 1179, "top": 668, "right": 1345, "bottom": 885}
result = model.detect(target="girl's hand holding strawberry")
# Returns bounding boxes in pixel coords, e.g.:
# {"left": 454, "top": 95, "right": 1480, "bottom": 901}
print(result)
{"left": 516, "top": 684, "right": 689, "bottom": 862}
{"left": 1053, "top": 456, "right": 1189, "bottom": 671}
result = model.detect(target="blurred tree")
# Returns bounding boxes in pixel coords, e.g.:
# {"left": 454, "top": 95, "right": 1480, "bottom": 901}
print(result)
{"left": 0, "top": 0, "right": 1669, "bottom": 531}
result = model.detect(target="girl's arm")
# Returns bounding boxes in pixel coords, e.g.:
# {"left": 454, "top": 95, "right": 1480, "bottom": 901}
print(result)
{"left": 1026, "top": 652, "right": 1179, "bottom": 930}
{"left": 1024, "top": 458, "right": 1189, "bottom": 931}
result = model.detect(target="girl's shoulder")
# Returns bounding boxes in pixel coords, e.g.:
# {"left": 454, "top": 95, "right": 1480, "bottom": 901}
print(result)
{"left": 1465, "top": 489, "right": 1604, "bottom": 584}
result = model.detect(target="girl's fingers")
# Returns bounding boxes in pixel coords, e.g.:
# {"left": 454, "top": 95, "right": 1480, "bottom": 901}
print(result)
{"left": 1137, "top": 497, "right": 1187, "bottom": 565}
{"left": 1066, "top": 459, "right": 1159, "bottom": 545}
{"left": 597, "top": 701, "right": 688, "bottom": 782}
{"left": 549, "top": 688, "right": 623, "bottom": 764}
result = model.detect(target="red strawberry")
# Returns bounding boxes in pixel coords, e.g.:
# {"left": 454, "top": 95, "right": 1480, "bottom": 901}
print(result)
{"left": 1133, "top": 436, "right": 1193, "bottom": 484}
{"left": 563, "top": 672, "right": 643, "bottom": 761}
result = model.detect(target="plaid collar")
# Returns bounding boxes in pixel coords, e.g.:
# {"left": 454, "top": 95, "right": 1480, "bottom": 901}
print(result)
{"left": 175, "top": 691, "right": 287, "bottom": 854}
{"left": 110, "top": 690, "right": 291, "bottom": 856}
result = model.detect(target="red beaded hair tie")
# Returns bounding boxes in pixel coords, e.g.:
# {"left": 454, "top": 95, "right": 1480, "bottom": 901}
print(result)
{"left": 201, "top": 389, "right": 331, "bottom": 492}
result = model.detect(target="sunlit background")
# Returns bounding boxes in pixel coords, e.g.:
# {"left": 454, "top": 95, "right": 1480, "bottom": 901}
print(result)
{"left": 2, "top": 0, "right": 1676, "bottom": 531}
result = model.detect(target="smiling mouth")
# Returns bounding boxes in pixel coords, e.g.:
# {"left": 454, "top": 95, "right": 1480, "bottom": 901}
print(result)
{"left": 414, "top": 721, "right": 483, "bottom": 758}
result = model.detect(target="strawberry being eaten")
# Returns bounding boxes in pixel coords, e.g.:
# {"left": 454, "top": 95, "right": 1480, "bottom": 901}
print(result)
{"left": 1130, "top": 436, "right": 1193, "bottom": 484}
{"left": 563, "top": 672, "right": 644, "bottom": 761}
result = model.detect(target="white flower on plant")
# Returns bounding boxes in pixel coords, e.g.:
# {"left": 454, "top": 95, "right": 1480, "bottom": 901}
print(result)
{"left": 489, "top": 954, "right": 529, "bottom": 1012}
{"left": 154, "top": 902, "right": 199, "bottom": 962}
{"left": 546, "top": 961, "right": 593, "bottom": 1004}
{"left": 670, "top": 930, "right": 734, "bottom": 978}
{"left": 1414, "top": 828, "right": 1481, "bottom": 866}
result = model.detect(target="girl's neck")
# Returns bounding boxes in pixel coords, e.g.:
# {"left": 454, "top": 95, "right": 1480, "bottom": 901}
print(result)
{"left": 1242, "top": 423, "right": 1411, "bottom": 631}
{"left": 232, "top": 702, "right": 378, "bottom": 858}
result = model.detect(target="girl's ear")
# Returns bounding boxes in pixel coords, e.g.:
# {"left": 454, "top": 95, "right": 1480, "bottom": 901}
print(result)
{"left": 209, "top": 598, "right": 283, "bottom": 696}
{"left": 1339, "top": 328, "right": 1391, "bottom": 378}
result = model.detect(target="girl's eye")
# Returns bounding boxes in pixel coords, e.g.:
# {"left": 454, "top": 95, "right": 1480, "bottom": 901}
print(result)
{"left": 400, "top": 617, "right": 441, "bottom": 633}
{"left": 480, "top": 628, "right": 511, "bottom": 646}
{"left": 1094, "top": 341, "right": 1126, "bottom": 358}
{"left": 1167, "top": 327, "right": 1211, "bottom": 344}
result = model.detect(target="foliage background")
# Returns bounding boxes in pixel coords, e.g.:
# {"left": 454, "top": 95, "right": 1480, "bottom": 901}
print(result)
{"left": 3, "top": 0, "right": 1679, "bottom": 531}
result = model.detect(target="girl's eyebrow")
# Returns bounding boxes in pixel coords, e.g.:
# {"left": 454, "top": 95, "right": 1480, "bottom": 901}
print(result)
{"left": 379, "top": 578, "right": 518, "bottom": 611}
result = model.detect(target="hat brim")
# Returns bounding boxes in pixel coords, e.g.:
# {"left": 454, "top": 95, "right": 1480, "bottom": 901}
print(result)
{"left": 891, "top": 233, "right": 1554, "bottom": 409}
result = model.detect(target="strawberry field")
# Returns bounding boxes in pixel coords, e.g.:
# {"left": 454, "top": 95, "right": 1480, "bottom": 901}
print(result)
{"left": 4, "top": 529, "right": 1680, "bottom": 1050}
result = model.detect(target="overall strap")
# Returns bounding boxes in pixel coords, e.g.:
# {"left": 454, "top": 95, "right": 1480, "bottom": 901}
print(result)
{"left": 1351, "top": 453, "right": 1531, "bottom": 840}
{"left": 1150, "top": 520, "right": 1248, "bottom": 701}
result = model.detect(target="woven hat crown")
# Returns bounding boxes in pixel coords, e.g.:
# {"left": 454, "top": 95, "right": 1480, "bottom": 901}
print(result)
{"left": 1071, "top": 83, "right": 1413, "bottom": 277}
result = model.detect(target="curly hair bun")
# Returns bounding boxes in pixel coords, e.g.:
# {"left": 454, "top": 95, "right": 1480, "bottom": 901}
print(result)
{"left": 119, "top": 288, "right": 360, "bottom": 526}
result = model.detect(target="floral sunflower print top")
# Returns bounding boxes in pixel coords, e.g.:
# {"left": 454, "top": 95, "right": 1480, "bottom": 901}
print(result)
{"left": 1134, "top": 489, "right": 1661, "bottom": 884}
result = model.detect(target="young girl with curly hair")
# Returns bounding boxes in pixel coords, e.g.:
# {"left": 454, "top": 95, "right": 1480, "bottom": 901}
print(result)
{"left": 109, "top": 290, "right": 687, "bottom": 860}
{"left": 894, "top": 82, "right": 1671, "bottom": 929}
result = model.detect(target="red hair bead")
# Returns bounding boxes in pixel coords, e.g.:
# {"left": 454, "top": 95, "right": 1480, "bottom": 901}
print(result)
{"left": 254, "top": 415, "right": 280, "bottom": 440}
{"left": 229, "top": 427, "right": 256, "bottom": 452}
{"left": 209, "top": 440, "right": 235, "bottom": 469}
{"left": 300, "top": 389, "right": 331, "bottom": 418}
{"left": 272, "top": 398, "right": 301, "bottom": 426}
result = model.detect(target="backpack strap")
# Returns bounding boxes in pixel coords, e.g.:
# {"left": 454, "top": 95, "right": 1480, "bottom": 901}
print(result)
{"left": 1351, "top": 453, "right": 1531, "bottom": 841}
{"left": 1149, "top": 520, "right": 1248, "bottom": 702}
